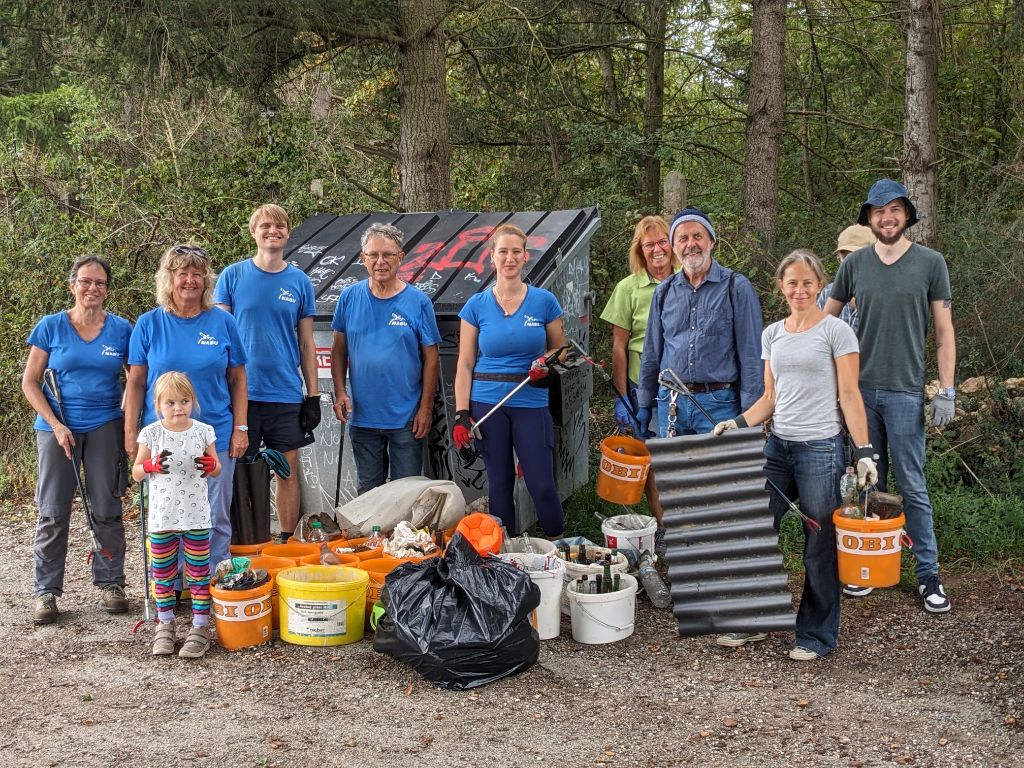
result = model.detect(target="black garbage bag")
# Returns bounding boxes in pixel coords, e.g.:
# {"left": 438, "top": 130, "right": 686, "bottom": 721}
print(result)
{"left": 373, "top": 533, "right": 540, "bottom": 690}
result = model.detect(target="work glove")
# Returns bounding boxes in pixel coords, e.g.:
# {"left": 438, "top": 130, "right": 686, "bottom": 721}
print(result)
{"left": 636, "top": 407, "right": 653, "bottom": 439}
{"left": 193, "top": 452, "right": 218, "bottom": 478}
{"left": 452, "top": 410, "right": 475, "bottom": 450}
{"left": 142, "top": 449, "right": 172, "bottom": 475}
{"left": 299, "top": 395, "right": 322, "bottom": 433}
{"left": 713, "top": 414, "right": 749, "bottom": 436}
{"left": 927, "top": 393, "right": 955, "bottom": 428}
{"left": 855, "top": 445, "right": 879, "bottom": 487}
{"left": 527, "top": 356, "right": 550, "bottom": 388}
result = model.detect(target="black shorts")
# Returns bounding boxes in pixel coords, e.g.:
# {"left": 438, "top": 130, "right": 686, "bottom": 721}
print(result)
{"left": 243, "top": 401, "right": 315, "bottom": 459}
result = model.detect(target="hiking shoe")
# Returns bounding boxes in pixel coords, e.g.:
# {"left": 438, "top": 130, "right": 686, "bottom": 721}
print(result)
{"left": 716, "top": 632, "right": 768, "bottom": 648}
{"left": 152, "top": 622, "right": 176, "bottom": 656}
{"left": 654, "top": 526, "right": 667, "bottom": 556}
{"left": 918, "top": 574, "right": 951, "bottom": 613}
{"left": 789, "top": 646, "right": 820, "bottom": 661}
{"left": 33, "top": 593, "right": 59, "bottom": 625}
{"left": 178, "top": 626, "right": 211, "bottom": 659}
{"left": 842, "top": 584, "right": 875, "bottom": 598}
{"left": 99, "top": 585, "right": 129, "bottom": 614}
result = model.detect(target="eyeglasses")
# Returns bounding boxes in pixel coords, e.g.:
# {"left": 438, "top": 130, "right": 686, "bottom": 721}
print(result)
{"left": 172, "top": 244, "right": 209, "bottom": 258}
{"left": 75, "top": 278, "right": 108, "bottom": 289}
{"left": 362, "top": 251, "right": 401, "bottom": 262}
{"left": 641, "top": 239, "right": 669, "bottom": 252}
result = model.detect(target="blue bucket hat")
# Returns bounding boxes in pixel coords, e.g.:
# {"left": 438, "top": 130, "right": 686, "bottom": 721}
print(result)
{"left": 857, "top": 179, "right": 919, "bottom": 227}
{"left": 669, "top": 207, "right": 716, "bottom": 244}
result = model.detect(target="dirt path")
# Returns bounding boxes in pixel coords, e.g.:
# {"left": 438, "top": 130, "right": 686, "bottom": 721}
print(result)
{"left": 2, "top": 508, "right": 1021, "bottom": 768}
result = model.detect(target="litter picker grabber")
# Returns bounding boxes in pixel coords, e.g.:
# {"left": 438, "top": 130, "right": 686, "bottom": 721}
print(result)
{"left": 455, "top": 346, "right": 567, "bottom": 468}
{"left": 566, "top": 339, "right": 645, "bottom": 433}
{"left": 131, "top": 480, "right": 157, "bottom": 633}
{"left": 41, "top": 368, "right": 112, "bottom": 561}
{"left": 657, "top": 368, "right": 821, "bottom": 534}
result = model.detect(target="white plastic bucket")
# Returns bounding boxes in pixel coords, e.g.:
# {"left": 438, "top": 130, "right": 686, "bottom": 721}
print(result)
{"left": 503, "top": 537, "right": 557, "bottom": 555}
{"left": 557, "top": 548, "right": 629, "bottom": 615}
{"left": 498, "top": 553, "right": 565, "bottom": 640}
{"left": 567, "top": 573, "right": 638, "bottom": 644}
{"left": 602, "top": 514, "right": 658, "bottom": 556}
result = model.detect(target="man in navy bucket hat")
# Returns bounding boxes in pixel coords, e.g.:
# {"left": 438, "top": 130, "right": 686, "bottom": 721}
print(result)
{"left": 825, "top": 178, "right": 957, "bottom": 614}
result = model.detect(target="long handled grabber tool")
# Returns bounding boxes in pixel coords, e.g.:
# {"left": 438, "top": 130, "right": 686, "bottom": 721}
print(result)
{"left": 131, "top": 480, "right": 157, "bottom": 633}
{"left": 657, "top": 368, "right": 821, "bottom": 534}
{"left": 455, "top": 345, "right": 568, "bottom": 468}
{"left": 42, "top": 368, "right": 112, "bottom": 561}
{"left": 566, "top": 339, "right": 646, "bottom": 433}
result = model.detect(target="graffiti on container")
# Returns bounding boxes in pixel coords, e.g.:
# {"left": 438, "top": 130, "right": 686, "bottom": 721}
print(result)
{"left": 398, "top": 226, "right": 549, "bottom": 282}
{"left": 307, "top": 266, "right": 336, "bottom": 287}
{"left": 296, "top": 244, "right": 325, "bottom": 258}
{"left": 463, "top": 272, "right": 481, "bottom": 283}
{"left": 415, "top": 270, "right": 444, "bottom": 295}
{"left": 317, "top": 254, "right": 347, "bottom": 267}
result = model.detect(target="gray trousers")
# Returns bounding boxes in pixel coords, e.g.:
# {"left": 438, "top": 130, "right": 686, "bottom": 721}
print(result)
{"left": 34, "top": 418, "right": 128, "bottom": 597}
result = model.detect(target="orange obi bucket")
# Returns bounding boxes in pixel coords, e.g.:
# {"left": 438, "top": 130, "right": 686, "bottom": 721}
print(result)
{"left": 331, "top": 537, "right": 383, "bottom": 562}
{"left": 596, "top": 436, "right": 651, "bottom": 505}
{"left": 209, "top": 577, "right": 274, "bottom": 651}
{"left": 229, "top": 540, "right": 272, "bottom": 558}
{"left": 260, "top": 541, "right": 319, "bottom": 564}
{"left": 833, "top": 512, "right": 908, "bottom": 588}
{"left": 247, "top": 555, "right": 297, "bottom": 630}
{"left": 455, "top": 513, "right": 504, "bottom": 555}
{"left": 357, "top": 552, "right": 440, "bottom": 627}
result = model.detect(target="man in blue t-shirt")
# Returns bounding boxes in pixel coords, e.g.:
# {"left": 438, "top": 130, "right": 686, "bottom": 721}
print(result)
{"left": 214, "top": 204, "right": 319, "bottom": 540}
{"left": 330, "top": 223, "right": 441, "bottom": 494}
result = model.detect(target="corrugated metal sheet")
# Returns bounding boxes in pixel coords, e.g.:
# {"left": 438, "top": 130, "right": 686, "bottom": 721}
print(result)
{"left": 648, "top": 427, "right": 796, "bottom": 637}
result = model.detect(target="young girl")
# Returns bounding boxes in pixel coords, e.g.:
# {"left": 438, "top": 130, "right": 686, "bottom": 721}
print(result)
{"left": 132, "top": 371, "right": 221, "bottom": 658}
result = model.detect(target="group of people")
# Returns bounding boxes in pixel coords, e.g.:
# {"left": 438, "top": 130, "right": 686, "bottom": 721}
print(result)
{"left": 24, "top": 178, "right": 956, "bottom": 661}
{"left": 602, "top": 178, "right": 956, "bottom": 661}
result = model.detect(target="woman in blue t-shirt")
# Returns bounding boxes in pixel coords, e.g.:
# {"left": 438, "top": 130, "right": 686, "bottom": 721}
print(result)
{"left": 124, "top": 244, "right": 248, "bottom": 576}
{"left": 22, "top": 255, "right": 132, "bottom": 625}
{"left": 453, "top": 224, "right": 566, "bottom": 537}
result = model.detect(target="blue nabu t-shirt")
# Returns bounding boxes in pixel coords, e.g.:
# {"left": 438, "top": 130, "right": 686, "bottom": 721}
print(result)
{"left": 129, "top": 307, "right": 247, "bottom": 452}
{"left": 27, "top": 311, "right": 132, "bottom": 433}
{"left": 459, "top": 286, "right": 563, "bottom": 408}
{"left": 330, "top": 281, "right": 441, "bottom": 429}
{"left": 214, "top": 259, "right": 315, "bottom": 403}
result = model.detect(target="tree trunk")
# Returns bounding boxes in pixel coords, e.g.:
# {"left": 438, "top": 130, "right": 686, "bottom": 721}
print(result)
{"left": 902, "top": 0, "right": 941, "bottom": 247}
{"left": 641, "top": 0, "right": 668, "bottom": 211}
{"left": 397, "top": 0, "right": 451, "bottom": 212}
{"left": 742, "top": 0, "right": 786, "bottom": 250}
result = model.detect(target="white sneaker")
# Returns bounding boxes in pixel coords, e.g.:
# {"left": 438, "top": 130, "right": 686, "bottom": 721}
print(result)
{"left": 789, "top": 646, "right": 820, "bottom": 661}
{"left": 842, "top": 584, "right": 875, "bottom": 598}
{"left": 918, "top": 574, "right": 951, "bottom": 613}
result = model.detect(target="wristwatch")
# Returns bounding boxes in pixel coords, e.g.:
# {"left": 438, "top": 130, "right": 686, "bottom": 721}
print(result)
{"left": 234, "top": 425, "right": 249, "bottom": 432}
{"left": 938, "top": 387, "right": 956, "bottom": 399}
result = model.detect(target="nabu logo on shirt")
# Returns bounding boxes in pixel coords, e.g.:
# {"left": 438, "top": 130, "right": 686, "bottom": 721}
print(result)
{"left": 198, "top": 332, "right": 220, "bottom": 346}
{"left": 523, "top": 315, "right": 543, "bottom": 328}
{"left": 278, "top": 288, "right": 297, "bottom": 304}
{"left": 389, "top": 312, "right": 409, "bottom": 327}
{"left": 101, "top": 344, "right": 120, "bottom": 357}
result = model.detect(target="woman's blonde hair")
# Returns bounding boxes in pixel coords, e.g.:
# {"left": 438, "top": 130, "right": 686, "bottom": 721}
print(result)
{"left": 775, "top": 248, "right": 826, "bottom": 285}
{"left": 489, "top": 223, "right": 528, "bottom": 251}
{"left": 628, "top": 216, "right": 674, "bottom": 276}
{"left": 153, "top": 371, "right": 199, "bottom": 415}
{"left": 155, "top": 244, "right": 214, "bottom": 313}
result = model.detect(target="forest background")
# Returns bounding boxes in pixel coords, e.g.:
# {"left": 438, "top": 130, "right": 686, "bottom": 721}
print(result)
{"left": 1, "top": 0, "right": 1021, "bottom": 561}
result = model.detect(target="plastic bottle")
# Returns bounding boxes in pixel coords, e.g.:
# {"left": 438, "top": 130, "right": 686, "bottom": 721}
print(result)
{"left": 637, "top": 551, "right": 671, "bottom": 609}
{"left": 365, "top": 525, "right": 384, "bottom": 549}
{"left": 839, "top": 466, "right": 862, "bottom": 518}
{"left": 519, "top": 532, "right": 536, "bottom": 554}
{"left": 307, "top": 519, "right": 329, "bottom": 543}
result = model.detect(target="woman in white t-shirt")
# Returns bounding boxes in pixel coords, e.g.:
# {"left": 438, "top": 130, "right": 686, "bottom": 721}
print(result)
{"left": 714, "top": 250, "right": 877, "bottom": 661}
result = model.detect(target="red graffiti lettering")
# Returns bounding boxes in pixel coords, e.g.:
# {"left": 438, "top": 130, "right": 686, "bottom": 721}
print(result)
{"left": 399, "top": 226, "right": 549, "bottom": 281}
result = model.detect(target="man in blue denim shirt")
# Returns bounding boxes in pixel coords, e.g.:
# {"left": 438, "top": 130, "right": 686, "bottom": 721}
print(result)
{"left": 635, "top": 208, "right": 764, "bottom": 437}
{"left": 825, "top": 179, "right": 957, "bottom": 614}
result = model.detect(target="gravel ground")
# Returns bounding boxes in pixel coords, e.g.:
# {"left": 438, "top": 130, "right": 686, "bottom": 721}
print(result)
{"left": 2, "top": 505, "right": 1021, "bottom": 768}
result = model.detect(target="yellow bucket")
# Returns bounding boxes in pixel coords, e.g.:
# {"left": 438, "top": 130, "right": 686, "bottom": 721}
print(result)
{"left": 276, "top": 565, "right": 369, "bottom": 647}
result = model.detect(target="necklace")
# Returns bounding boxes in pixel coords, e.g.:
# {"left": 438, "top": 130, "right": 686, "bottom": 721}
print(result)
{"left": 492, "top": 284, "right": 524, "bottom": 317}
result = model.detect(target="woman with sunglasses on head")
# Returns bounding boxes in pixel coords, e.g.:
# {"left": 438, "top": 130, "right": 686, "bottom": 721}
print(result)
{"left": 124, "top": 244, "right": 248, "bottom": 576}
{"left": 22, "top": 255, "right": 133, "bottom": 625}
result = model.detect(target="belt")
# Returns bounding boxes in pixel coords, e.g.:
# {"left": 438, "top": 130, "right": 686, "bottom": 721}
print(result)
{"left": 683, "top": 382, "right": 733, "bottom": 393}
{"left": 473, "top": 372, "right": 529, "bottom": 383}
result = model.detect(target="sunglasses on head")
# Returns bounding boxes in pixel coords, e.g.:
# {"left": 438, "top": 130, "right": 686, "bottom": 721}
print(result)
{"left": 172, "top": 244, "right": 209, "bottom": 258}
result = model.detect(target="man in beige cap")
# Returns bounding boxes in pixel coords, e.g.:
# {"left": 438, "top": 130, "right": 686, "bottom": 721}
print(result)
{"left": 816, "top": 224, "right": 875, "bottom": 333}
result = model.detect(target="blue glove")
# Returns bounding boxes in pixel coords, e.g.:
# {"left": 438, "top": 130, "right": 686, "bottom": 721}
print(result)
{"left": 636, "top": 407, "right": 653, "bottom": 439}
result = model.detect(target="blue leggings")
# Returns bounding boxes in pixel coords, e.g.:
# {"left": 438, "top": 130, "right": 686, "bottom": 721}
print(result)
{"left": 471, "top": 401, "right": 563, "bottom": 537}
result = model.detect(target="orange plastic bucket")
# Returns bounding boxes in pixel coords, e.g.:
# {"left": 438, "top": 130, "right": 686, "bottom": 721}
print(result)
{"left": 299, "top": 551, "right": 361, "bottom": 567}
{"left": 247, "top": 555, "right": 297, "bottom": 630}
{"left": 596, "top": 436, "right": 650, "bottom": 505}
{"left": 357, "top": 553, "right": 440, "bottom": 626}
{"left": 260, "top": 541, "right": 319, "bottom": 564}
{"left": 455, "top": 513, "right": 504, "bottom": 555}
{"left": 331, "top": 537, "right": 383, "bottom": 561}
{"left": 209, "top": 577, "right": 273, "bottom": 651}
{"left": 833, "top": 511, "right": 907, "bottom": 588}
{"left": 229, "top": 540, "right": 271, "bottom": 558}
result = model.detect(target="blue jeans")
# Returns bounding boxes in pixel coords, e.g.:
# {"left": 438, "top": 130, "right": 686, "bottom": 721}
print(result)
{"left": 349, "top": 422, "right": 424, "bottom": 495}
{"left": 207, "top": 456, "right": 235, "bottom": 572}
{"left": 860, "top": 387, "right": 938, "bottom": 581}
{"left": 655, "top": 385, "right": 740, "bottom": 436}
{"left": 764, "top": 433, "right": 843, "bottom": 656}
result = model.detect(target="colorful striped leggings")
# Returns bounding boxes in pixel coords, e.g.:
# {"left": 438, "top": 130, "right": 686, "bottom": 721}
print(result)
{"left": 150, "top": 529, "right": 211, "bottom": 625}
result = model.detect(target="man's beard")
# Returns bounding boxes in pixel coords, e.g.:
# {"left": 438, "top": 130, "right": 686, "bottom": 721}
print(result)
{"left": 872, "top": 223, "right": 907, "bottom": 246}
